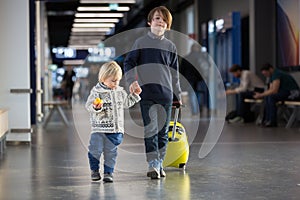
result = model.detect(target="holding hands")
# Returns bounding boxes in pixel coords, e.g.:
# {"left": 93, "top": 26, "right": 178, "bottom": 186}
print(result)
{"left": 129, "top": 81, "right": 142, "bottom": 95}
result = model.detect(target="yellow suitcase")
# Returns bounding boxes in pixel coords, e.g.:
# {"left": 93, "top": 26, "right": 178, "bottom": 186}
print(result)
{"left": 163, "top": 107, "right": 189, "bottom": 169}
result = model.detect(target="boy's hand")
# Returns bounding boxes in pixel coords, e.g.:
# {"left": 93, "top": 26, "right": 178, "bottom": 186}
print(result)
{"left": 130, "top": 81, "right": 142, "bottom": 95}
{"left": 253, "top": 92, "right": 263, "bottom": 99}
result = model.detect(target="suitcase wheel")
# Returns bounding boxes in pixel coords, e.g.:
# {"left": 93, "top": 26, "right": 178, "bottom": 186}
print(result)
{"left": 179, "top": 163, "right": 186, "bottom": 170}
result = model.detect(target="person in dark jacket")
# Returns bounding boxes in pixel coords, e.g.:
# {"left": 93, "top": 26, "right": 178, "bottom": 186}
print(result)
{"left": 124, "top": 6, "right": 181, "bottom": 179}
{"left": 62, "top": 66, "right": 76, "bottom": 102}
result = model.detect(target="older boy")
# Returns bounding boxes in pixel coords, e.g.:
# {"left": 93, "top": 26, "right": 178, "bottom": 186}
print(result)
{"left": 124, "top": 6, "right": 181, "bottom": 179}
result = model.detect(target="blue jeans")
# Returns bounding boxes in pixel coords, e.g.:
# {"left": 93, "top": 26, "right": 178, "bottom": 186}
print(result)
{"left": 88, "top": 132, "right": 123, "bottom": 173}
{"left": 140, "top": 100, "right": 172, "bottom": 170}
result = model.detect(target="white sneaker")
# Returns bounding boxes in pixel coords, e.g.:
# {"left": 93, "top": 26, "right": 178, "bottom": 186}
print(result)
{"left": 228, "top": 116, "right": 244, "bottom": 123}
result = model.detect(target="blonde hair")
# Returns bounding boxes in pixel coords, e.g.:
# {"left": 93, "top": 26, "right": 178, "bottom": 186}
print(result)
{"left": 147, "top": 6, "right": 172, "bottom": 30}
{"left": 98, "top": 61, "right": 122, "bottom": 82}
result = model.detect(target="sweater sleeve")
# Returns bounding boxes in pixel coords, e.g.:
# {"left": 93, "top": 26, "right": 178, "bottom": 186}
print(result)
{"left": 124, "top": 41, "right": 140, "bottom": 86}
{"left": 234, "top": 71, "right": 250, "bottom": 93}
{"left": 170, "top": 46, "right": 182, "bottom": 101}
{"left": 122, "top": 90, "right": 141, "bottom": 109}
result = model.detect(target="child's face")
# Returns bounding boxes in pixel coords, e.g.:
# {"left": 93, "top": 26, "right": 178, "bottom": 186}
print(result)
{"left": 103, "top": 76, "right": 121, "bottom": 90}
{"left": 148, "top": 11, "right": 167, "bottom": 35}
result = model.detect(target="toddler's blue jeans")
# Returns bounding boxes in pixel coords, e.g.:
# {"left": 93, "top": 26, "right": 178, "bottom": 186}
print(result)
{"left": 88, "top": 132, "right": 123, "bottom": 174}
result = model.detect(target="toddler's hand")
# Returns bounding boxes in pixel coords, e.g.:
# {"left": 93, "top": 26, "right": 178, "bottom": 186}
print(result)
{"left": 93, "top": 104, "right": 103, "bottom": 110}
{"left": 131, "top": 81, "right": 142, "bottom": 95}
{"left": 93, "top": 97, "right": 103, "bottom": 110}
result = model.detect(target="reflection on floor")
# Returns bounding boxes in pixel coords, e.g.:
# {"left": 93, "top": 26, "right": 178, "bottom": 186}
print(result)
{"left": 0, "top": 103, "right": 300, "bottom": 200}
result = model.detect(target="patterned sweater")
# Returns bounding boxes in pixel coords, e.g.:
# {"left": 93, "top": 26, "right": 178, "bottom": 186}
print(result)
{"left": 85, "top": 83, "right": 141, "bottom": 133}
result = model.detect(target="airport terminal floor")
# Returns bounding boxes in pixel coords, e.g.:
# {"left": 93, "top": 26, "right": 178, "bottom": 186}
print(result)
{"left": 1, "top": 102, "right": 300, "bottom": 200}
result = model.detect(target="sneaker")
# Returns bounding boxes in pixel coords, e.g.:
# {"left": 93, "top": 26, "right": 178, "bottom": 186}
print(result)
{"left": 228, "top": 116, "right": 244, "bottom": 123}
{"left": 91, "top": 170, "right": 101, "bottom": 181}
{"left": 147, "top": 167, "right": 160, "bottom": 179}
{"left": 262, "top": 121, "right": 277, "bottom": 128}
{"left": 103, "top": 173, "right": 113, "bottom": 182}
{"left": 160, "top": 169, "right": 166, "bottom": 178}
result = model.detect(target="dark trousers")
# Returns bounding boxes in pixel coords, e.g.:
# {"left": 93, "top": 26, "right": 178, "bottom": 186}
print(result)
{"left": 264, "top": 90, "right": 290, "bottom": 123}
{"left": 236, "top": 91, "right": 255, "bottom": 118}
{"left": 140, "top": 100, "right": 172, "bottom": 169}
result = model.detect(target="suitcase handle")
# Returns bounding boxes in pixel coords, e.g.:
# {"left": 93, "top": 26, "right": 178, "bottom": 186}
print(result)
{"left": 170, "top": 102, "right": 185, "bottom": 141}
{"left": 170, "top": 104, "right": 184, "bottom": 141}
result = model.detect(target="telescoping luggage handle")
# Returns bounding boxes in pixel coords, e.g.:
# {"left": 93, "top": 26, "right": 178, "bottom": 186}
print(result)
{"left": 171, "top": 102, "right": 183, "bottom": 141}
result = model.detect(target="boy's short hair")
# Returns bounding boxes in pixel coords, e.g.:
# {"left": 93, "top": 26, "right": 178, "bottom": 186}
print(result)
{"left": 229, "top": 64, "right": 242, "bottom": 73}
{"left": 98, "top": 61, "right": 122, "bottom": 82}
{"left": 147, "top": 6, "right": 172, "bottom": 30}
{"left": 260, "top": 63, "right": 273, "bottom": 71}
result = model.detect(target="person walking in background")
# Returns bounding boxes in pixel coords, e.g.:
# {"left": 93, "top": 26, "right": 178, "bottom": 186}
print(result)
{"left": 124, "top": 6, "right": 182, "bottom": 179}
{"left": 226, "top": 64, "right": 265, "bottom": 123}
{"left": 253, "top": 63, "right": 299, "bottom": 127}
{"left": 180, "top": 44, "right": 204, "bottom": 116}
{"left": 62, "top": 66, "right": 76, "bottom": 103}
{"left": 85, "top": 64, "right": 100, "bottom": 101}
{"left": 85, "top": 61, "right": 141, "bottom": 182}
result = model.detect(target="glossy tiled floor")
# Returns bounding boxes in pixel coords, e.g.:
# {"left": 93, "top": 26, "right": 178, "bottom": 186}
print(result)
{"left": 1, "top": 103, "right": 300, "bottom": 200}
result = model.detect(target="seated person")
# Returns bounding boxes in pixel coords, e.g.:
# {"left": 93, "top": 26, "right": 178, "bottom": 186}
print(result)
{"left": 253, "top": 63, "right": 299, "bottom": 127}
{"left": 226, "top": 64, "right": 265, "bottom": 123}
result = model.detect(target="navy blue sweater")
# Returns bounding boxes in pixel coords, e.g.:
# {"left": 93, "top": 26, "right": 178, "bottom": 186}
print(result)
{"left": 124, "top": 32, "right": 181, "bottom": 103}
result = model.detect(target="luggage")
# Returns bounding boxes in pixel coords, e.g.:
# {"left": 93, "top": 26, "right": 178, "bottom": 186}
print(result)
{"left": 163, "top": 105, "right": 189, "bottom": 169}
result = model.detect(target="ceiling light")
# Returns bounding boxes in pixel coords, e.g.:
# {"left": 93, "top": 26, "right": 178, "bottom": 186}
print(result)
{"left": 73, "top": 23, "right": 115, "bottom": 28}
{"left": 69, "top": 41, "right": 102, "bottom": 45}
{"left": 69, "top": 36, "right": 105, "bottom": 41}
{"left": 75, "top": 13, "right": 124, "bottom": 18}
{"left": 80, "top": 0, "right": 136, "bottom": 3}
{"left": 70, "top": 35, "right": 105, "bottom": 38}
{"left": 71, "top": 27, "right": 111, "bottom": 32}
{"left": 71, "top": 32, "right": 106, "bottom": 36}
{"left": 69, "top": 40, "right": 102, "bottom": 45}
{"left": 63, "top": 60, "right": 85, "bottom": 66}
{"left": 68, "top": 44, "right": 97, "bottom": 49}
{"left": 47, "top": 11, "right": 75, "bottom": 16}
{"left": 74, "top": 18, "right": 120, "bottom": 23}
{"left": 77, "top": 6, "right": 130, "bottom": 12}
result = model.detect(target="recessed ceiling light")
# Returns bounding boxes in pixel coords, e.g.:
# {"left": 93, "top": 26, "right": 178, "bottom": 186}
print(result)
{"left": 71, "top": 27, "right": 111, "bottom": 32}
{"left": 73, "top": 23, "right": 115, "bottom": 28}
{"left": 63, "top": 60, "right": 85, "bottom": 65}
{"left": 71, "top": 32, "right": 106, "bottom": 36}
{"left": 74, "top": 18, "right": 120, "bottom": 23}
{"left": 70, "top": 36, "right": 105, "bottom": 40}
{"left": 69, "top": 40, "right": 102, "bottom": 45}
{"left": 68, "top": 44, "right": 97, "bottom": 49}
{"left": 75, "top": 13, "right": 124, "bottom": 18}
{"left": 77, "top": 6, "right": 130, "bottom": 12}
{"left": 80, "top": 0, "right": 135, "bottom": 3}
